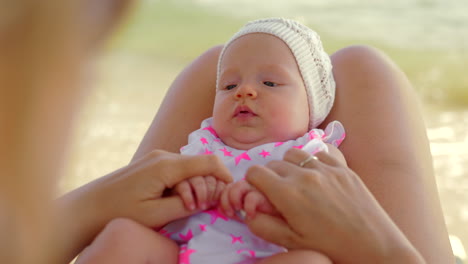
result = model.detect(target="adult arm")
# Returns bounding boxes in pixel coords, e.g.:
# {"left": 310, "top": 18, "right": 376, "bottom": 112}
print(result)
{"left": 51, "top": 151, "right": 231, "bottom": 264}
{"left": 132, "top": 45, "right": 453, "bottom": 263}
{"left": 132, "top": 45, "right": 223, "bottom": 157}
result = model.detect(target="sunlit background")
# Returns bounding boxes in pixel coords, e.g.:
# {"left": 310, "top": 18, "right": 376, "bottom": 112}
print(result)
{"left": 61, "top": 0, "right": 468, "bottom": 260}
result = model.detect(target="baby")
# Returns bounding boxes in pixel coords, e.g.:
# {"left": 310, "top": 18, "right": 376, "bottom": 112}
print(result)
{"left": 76, "top": 17, "right": 345, "bottom": 264}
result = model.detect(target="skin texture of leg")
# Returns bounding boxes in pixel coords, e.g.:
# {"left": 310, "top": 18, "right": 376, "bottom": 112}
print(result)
{"left": 132, "top": 45, "right": 222, "bottom": 157}
{"left": 323, "top": 45, "right": 453, "bottom": 263}
{"left": 75, "top": 218, "right": 178, "bottom": 264}
{"left": 257, "top": 250, "right": 332, "bottom": 264}
{"left": 132, "top": 45, "right": 453, "bottom": 263}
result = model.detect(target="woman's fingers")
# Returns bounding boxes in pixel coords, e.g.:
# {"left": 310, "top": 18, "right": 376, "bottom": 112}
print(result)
{"left": 245, "top": 165, "right": 295, "bottom": 217}
{"left": 283, "top": 148, "right": 341, "bottom": 168}
{"left": 142, "top": 196, "right": 194, "bottom": 229}
{"left": 151, "top": 151, "right": 232, "bottom": 189}
{"left": 245, "top": 213, "right": 301, "bottom": 249}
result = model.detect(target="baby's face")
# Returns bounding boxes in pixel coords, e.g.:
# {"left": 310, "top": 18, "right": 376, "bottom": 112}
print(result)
{"left": 213, "top": 33, "right": 309, "bottom": 150}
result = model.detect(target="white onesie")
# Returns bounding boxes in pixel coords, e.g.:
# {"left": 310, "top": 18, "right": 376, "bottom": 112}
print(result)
{"left": 161, "top": 117, "right": 345, "bottom": 264}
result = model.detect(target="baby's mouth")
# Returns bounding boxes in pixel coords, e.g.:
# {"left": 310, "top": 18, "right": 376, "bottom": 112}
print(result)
{"left": 234, "top": 105, "right": 256, "bottom": 117}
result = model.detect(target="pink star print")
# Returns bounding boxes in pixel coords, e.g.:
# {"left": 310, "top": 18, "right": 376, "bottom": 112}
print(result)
{"left": 220, "top": 147, "right": 233, "bottom": 157}
{"left": 203, "top": 148, "right": 213, "bottom": 155}
{"left": 203, "top": 209, "right": 229, "bottom": 224}
{"left": 179, "top": 246, "right": 196, "bottom": 264}
{"left": 199, "top": 224, "right": 207, "bottom": 231}
{"left": 274, "top": 142, "right": 284, "bottom": 147}
{"left": 258, "top": 150, "right": 270, "bottom": 158}
{"left": 309, "top": 131, "right": 320, "bottom": 140}
{"left": 335, "top": 133, "right": 346, "bottom": 146}
{"left": 159, "top": 229, "right": 174, "bottom": 238}
{"left": 292, "top": 145, "right": 303, "bottom": 149}
{"left": 179, "top": 229, "right": 193, "bottom": 241}
{"left": 230, "top": 234, "right": 244, "bottom": 244}
{"left": 200, "top": 137, "right": 208, "bottom": 145}
{"left": 202, "top": 126, "right": 218, "bottom": 137}
{"left": 235, "top": 152, "right": 251, "bottom": 165}
{"left": 236, "top": 249, "right": 256, "bottom": 258}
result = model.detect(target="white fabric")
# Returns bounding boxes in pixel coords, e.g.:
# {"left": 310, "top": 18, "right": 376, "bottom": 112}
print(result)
{"left": 161, "top": 118, "right": 346, "bottom": 264}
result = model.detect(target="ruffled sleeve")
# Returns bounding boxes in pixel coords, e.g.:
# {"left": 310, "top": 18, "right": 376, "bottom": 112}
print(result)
{"left": 322, "top": 121, "right": 346, "bottom": 147}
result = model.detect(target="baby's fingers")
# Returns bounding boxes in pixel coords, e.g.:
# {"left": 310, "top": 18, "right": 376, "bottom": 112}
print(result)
{"left": 189, "top": 176, "right": 208, "bottom": 210}
{"left": 228, "top": 181, "right": 252, "bottom": 211}
{"left": 220, "top": 184, "right": 234, "bottom": 218}
{"left": 212, "top": 180, "right": 226, "bottom": 207}
{"left": 204, "top": 176, "right": 217, "bottom": 206}
{"left": 175, "top": 181, "right": 196, "bottom": 211}
{"left": 244, "top": 191, "right": 277, "bottom": 219}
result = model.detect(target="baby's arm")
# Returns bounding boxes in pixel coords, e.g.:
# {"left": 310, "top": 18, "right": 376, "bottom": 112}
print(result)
{"left": 174, "top": 176, "right": 226, "bottom": 211}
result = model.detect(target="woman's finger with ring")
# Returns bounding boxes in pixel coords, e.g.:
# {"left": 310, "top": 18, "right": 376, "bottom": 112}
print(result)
{"left": 283, "top": 148, "right": 319, "bottom": 168}
{"left": 298, "top": 155, "right": 318, "bottom": 167}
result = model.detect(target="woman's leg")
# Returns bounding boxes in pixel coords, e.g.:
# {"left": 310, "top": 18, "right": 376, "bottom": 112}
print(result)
{"left": 75, "top": 218, "right": 178, "bottom": 264}
{"left": 322, "top": 45, "right": 453, "bottom": 263}
{"left": 132, "top": 45, "right": 223, "bottom": 157}
{"left": 257, "top": 250, "right": 331, "bottom": 264}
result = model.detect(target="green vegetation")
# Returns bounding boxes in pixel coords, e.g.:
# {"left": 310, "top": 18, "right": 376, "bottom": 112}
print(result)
{"left": 110, "top": 1, "right": 243, "bottom": 61}
{"left": 109, "top": 0, "right": 468, "bottom": 107}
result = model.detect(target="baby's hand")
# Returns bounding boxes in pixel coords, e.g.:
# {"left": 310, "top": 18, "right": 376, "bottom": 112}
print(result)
{"left": 219, "top": 180, "right": 277, "bottom": 220}
{"left": 174, "top": 176, "right": 226, "bottom": 211}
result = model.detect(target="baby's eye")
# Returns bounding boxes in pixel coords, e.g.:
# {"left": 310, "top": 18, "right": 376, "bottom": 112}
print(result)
{"left": 226, "top": 84, "right": 237, "bottom": 90}
{"left": 263, "top": 81, "right": 277, "bottom": 87}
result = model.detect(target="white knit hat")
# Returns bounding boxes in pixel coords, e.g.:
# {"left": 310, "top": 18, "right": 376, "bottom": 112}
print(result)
{"left": 217, "top": 17, "right": 336, "bottom": 129}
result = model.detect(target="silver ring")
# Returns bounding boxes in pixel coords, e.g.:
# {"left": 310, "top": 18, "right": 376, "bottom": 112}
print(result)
{"left": 298, "top": 155, "right": 318, "bottom": 167}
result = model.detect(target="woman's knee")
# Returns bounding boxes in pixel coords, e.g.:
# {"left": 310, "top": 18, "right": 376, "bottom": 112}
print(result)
{"left": 330, "top": 44, "right": 411, "bottom": 97}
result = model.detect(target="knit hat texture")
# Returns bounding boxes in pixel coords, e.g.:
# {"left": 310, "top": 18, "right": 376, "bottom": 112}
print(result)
{"left": 217, "top": 17, "right": 336, "bottom": 129}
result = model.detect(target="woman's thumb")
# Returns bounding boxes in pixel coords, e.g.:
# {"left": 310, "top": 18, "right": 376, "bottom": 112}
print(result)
{"left": 245, "top": 213, "right": 300, "bottom": 249}
{"left": 143, "top": 196, "right": 197, "bottom": 228}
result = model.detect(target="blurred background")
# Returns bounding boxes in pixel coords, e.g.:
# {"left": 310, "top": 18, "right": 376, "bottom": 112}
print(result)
{"left": 60, "top": 0, "right": 468, "bottom": 260}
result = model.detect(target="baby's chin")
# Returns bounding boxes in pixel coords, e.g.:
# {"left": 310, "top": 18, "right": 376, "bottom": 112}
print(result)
{"left": 220, "top": 136, "right": 276, "bottom": 150}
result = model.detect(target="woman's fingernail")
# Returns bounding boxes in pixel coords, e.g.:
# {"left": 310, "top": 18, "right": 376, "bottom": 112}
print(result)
{"left": 235, "top": 210, "right": 246, "bottom": 221}
{"left": 189, "top": 204, "right": 196, "bottom": 211}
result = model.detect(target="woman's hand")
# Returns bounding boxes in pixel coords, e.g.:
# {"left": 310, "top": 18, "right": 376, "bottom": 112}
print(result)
{"left": 57, "top": 150, "right": 232, "bottom": 263}
{"left": 173, "top": 176, "right": 226, "bottom": 211}
{"left": 244, "top": 149, "right": 424, "bottom": 264}
{"left": 96, "top": 150, "right": 233, "bottom": 228}
{"left": 218, "top": 180, "right": 277, "bottom": 221}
